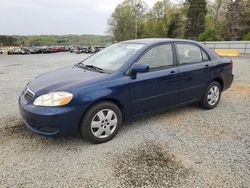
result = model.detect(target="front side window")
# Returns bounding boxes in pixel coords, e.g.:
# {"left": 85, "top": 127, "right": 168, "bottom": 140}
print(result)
{"left": 176, "top": 43, "right": 204, "bottom": 64}
{"left": 137, "top": 44, "right": 174, "bottom": 71}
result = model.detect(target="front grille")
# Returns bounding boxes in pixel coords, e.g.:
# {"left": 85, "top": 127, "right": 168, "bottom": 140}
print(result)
{"left": 24, "top": 87, "right": 35, "bottom": 102}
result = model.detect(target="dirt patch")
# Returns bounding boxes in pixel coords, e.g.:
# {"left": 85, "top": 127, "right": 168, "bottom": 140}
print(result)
{"left": 0, "top": 115, "right": 84, "bottom": 148}
{"left": 163, "top": 112, "right": 183, "bottom": 125}
{"left": 113, "top": 142, "right": 190, "bottom": 187}
{"left": 225, "top": 84, "right": 250, "bottom": 98}
{"left": 0, "top": 123, "right": 30, "bottom": 138}
{"left": 0, "top": 115, "right": 35, "bottom": 141}
{"left": 0, "top": 115, "right": 23, "bottom": 128}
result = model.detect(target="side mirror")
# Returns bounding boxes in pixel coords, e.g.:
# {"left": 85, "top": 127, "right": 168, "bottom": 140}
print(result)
{"left": 132, "top": 64, "right": 149, "bottom": 74}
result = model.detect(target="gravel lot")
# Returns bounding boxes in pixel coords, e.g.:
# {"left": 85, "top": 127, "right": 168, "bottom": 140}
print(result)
{"left": 0, "top": 53, "right": 249, "bottom": 187}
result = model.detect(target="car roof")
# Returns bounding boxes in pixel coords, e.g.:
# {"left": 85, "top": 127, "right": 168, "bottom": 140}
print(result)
{"left": 121, "top": 38, "right": 198, "bottom": 45}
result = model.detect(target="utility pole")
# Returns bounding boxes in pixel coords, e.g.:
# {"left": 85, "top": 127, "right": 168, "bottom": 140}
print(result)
{"left": 132, "top": 1, "right": 146, "bottom": 39}
{"left": 135, "top": 16, "right": 138, "bottom": 39}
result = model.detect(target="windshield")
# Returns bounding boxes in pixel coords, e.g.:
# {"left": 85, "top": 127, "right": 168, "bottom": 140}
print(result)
{"left": 80, "top": 43, "right": 145, "bottom": 72}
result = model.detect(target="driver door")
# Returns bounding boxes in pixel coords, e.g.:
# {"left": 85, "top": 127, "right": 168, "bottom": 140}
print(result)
{"left": 129, "top": 43, "right": 180, "bottom": 116}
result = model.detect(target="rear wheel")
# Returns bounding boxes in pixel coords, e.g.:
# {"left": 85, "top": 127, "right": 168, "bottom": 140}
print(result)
{"left": 80, "top": 101, "right": 122, "bottom": 144}
{"left": 201, "top": 81, "right": 221, "bottom": 109}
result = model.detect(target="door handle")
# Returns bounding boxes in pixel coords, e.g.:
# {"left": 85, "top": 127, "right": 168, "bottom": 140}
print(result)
{"left": 170, "top": 70, "right": 177, "bottom": 77}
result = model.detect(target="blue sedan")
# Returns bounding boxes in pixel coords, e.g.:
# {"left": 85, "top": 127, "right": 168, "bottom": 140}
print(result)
{"left": 19, "top": 39, "right": 233, "bottom": 143}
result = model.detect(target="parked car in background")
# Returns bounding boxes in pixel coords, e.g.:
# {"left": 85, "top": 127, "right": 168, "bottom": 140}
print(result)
{"left": 7, "top": 48, "right": 30, "bottom": 55}
{"left": 75, "top": 46, "right": 88, "bottom": 54}
{"left": 69, "top": 46, "right": 88, "bottom": 54}
{"left": 6, "top": 46, "right": 72, "bottom": 55}
{"left": 69, "top": 46, "right": 77, "bottom": 53}
{"left": 95, "top": 46, "right": 105, "bottom": 52}
{"left": 21, "top": 48, "right": 30, "bottom": 54}
{"left": 40, "top": 46, "right": 51, "bottom": 54}
{"left": 58, "top": 46, "right": 69, "bottom": 52}
{"left": 87, "top": 46, "right": 96, "bottom": 53}
{"left": 29, "top": 47, "right": 44, "bottom": 54}
{"left": 0, "top": 48, "right": 3, "bottom": 54}
{"left": 19, "top": 38, "right": 233, "bottom": 144}
{"left": 29, "top": 47, "right": 38, "bottom": 54}
{"left": 8, "top": 48, "right": 21, "bottom": 55}
{"left": 48, "top": 46, "right": 59, "bottom": 53}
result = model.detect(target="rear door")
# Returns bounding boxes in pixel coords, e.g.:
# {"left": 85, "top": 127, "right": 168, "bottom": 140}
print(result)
{"left": 129, "top": 43, "right": 180, "bottom": 116}
{"left": 175, "top": 42, "right": 212, "bottom": 103}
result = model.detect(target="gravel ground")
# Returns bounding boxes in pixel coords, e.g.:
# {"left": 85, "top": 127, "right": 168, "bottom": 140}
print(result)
{"left": 0, "top": 53, "right": 249, "bottom": 187}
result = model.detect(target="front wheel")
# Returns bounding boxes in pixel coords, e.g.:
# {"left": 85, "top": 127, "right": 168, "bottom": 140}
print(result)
{"left": 201, "top": 81, "right": 222, "bottom": 109}
{"left": 80, "top": 101, "right": 122, "bottom": 144}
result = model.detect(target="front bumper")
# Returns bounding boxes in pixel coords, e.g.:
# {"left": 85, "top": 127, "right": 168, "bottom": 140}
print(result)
{"left": 19, "top": 94, "right": 86, "bottom": 137}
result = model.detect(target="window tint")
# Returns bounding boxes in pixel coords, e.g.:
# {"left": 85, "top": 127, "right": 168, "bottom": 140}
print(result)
{"left": 137, "top": 44, "right": 174, "bottom": 71}
{"left": 176, "top": 43, "right": 203, "bottom": 64}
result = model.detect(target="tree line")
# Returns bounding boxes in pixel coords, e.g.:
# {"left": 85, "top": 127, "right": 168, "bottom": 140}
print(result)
{"left": 0, "top": 35, "right": 112, "bottom": 46}
{"left": 107, "top": 0, "right": 250, "bottom": 42}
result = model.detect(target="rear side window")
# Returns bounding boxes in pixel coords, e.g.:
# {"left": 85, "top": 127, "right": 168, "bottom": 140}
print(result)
{"left": 176, "top": 43, "right": 209, "bottom": 65}
{"left": 202, "top": 50, "right": 209, "bottom": 61}
{"left": 137, "top": 44, "right": 174, "bottom": 71}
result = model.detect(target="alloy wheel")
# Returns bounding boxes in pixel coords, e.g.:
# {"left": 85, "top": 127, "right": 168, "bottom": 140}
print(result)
{"left": 90, "top": 109, "right": 118, "bottom": 139}
{"left": 207, "top": 85, "right": 220, "bottom": 106}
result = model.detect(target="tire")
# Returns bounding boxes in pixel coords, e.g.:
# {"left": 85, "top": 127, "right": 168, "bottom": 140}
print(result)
{"left": 201, "top": 81, "right": 222, "bottom": 109}
{"left": 80, "top": 101, "right": 122, "bottom": 144}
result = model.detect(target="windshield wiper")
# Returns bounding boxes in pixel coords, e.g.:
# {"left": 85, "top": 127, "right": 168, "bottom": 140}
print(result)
{"left": 75, "top": 63, "right": 104, "bottom": 73}
{"left": 85, "top": 65, "right": 104, "bottom": 73}
{"left": 75, "top": 62, "right": 87, "bottom": 69}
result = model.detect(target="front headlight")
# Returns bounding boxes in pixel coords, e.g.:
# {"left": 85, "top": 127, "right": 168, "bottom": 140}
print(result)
{"left": 33, "top": 92, "right": 73, "bottom": 107}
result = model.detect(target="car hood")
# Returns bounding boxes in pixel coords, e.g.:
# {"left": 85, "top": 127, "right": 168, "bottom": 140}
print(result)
{"left": 28, "top": 66, "right": 106, "bottom": 94}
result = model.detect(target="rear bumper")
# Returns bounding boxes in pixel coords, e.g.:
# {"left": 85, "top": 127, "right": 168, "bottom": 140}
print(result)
{"left": 223, "top": 74, "right": 234, "bottom": 91}
{"left": 19, "top": 95, "right": 86, "bottom": 137}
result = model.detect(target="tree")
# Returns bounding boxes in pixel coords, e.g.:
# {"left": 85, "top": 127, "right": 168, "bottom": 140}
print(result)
{"left": 0, "top": 36, "right": 18, "bottom": 46}
{"left": 140, "top": 1, "right": 172, "bottom": 38}
{"left": 107, "top": 2, "right": 135, "bottom": 41}
{"left": 130, "top": 0, "right": 148, "bottom": 39}
{"left": 185, "top": 0, "right": 207, "bottom": 39}
{"left": 223, "top": 0, "right": 248, "bottom": 40}
{"left": 241, "top": 0, "right": 250, "bottom": 39}
{"left": 167, "top": 10, "right": 185, "bottom": 38}
{"left": 107, "top": 0, "right": 248, "bottom": 41}
{"left": 139, "top": 11, "right": 160, "bottom": 38}
{"left": 198, "top": 28, "right": 222, "bottom": 41}
{"left": 107, "top": 0, "right": 148, "bottom": 41}
{"left": 242, "top": 32, "right": 250, "bottom": 40}
{"left": 207, "top": 0, "right": 228, "bottom": 32}
{"left": 146, "top": 1, "right": 168, "bottom": 37}
{"left": 198, "top": 15, "right": 223, "bottom": 41}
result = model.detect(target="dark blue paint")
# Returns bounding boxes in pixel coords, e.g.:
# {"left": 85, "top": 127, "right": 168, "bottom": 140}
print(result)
{"left": 19, "top": 39, "right": 234, "bottom": 137}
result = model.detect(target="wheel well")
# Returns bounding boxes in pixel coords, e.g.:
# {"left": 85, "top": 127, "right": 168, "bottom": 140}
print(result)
{"left": 213, "top": 78, "right": 224, "bottom": 90}
{"left": 80, "top": 98, "right": 126, "bottom": 125}
{"left": 98, "top": 98, "right": 125, "bottom": 119}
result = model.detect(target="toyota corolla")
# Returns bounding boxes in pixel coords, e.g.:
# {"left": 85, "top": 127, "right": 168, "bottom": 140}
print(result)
{"left": 19, "top": 39, "right": 233, "bottom": 144}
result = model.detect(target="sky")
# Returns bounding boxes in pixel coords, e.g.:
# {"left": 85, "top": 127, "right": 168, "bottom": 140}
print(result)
{"left": 0, "top": 0, "right": 161, "bottom": 36}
